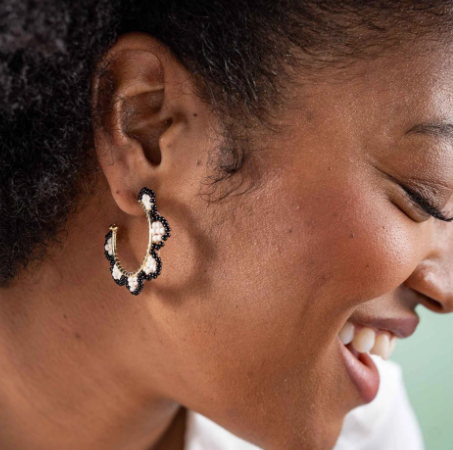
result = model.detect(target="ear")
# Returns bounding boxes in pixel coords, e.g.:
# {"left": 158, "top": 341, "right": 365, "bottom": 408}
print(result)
{"left": 92, "top": 32, "right": 209, "bottom": 217}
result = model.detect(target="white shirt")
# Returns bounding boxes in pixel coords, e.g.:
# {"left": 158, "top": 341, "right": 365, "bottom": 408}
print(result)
{"left": 184, "top": 357, "right": 424, "bottom": 450}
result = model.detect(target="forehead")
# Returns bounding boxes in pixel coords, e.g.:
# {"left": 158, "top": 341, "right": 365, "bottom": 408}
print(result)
{"left": 363, "top": 40, "right": 453, "bottom": 120}
{"left": 287, "top": 38, "right": 453, "bottom": 139}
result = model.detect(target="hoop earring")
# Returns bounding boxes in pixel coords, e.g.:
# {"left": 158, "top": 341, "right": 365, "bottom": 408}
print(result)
{"left": 104, "top": 187, "right": 171, "bottom": 296}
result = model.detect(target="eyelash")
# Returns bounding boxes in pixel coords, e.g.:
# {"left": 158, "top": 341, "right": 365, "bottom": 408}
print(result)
{"left": 398, "top": 183, "right": 453, "bottom": 222}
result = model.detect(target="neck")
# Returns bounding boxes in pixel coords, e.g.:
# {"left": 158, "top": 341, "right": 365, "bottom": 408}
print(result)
{"left": 0, "top": 185, "right": 182, "bottom": 450}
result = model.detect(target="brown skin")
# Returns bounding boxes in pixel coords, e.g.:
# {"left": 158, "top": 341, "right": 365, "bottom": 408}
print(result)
{"left": 0, "top": 32, "right": 452, "bottom": 450}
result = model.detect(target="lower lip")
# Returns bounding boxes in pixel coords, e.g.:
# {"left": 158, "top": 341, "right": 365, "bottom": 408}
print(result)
{"left": 338, "top": 338, "right": 380, "bottom": 404}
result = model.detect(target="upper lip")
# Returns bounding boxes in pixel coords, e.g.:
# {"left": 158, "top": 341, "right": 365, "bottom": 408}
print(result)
{"left": 348, "top": 313, "right": 420, "bottom": 339}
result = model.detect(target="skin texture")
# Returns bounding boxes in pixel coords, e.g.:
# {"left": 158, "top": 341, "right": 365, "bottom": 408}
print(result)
{"left": 0, "top": 32, "right": 452, "bottom": 450}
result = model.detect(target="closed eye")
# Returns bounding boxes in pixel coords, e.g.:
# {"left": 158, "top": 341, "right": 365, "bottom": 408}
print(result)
{"left": 398, "top": 183, "right": 453, "bottom": 222}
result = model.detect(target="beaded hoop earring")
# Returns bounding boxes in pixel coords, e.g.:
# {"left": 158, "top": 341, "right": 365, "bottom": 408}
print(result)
{"left": 104, "top": 187, "right": 171, "bottom": 296}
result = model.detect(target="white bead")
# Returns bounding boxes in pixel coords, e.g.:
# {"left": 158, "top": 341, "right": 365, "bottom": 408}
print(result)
{"left": 143, "top": 256, "right": 157, "bottom": 275}
{"left": 141, "top": 194, "right": 154, "bottom": 212}
{"left": 151, "top": 221, "right": 165, "bottom": 244}
{"left": 104, "top": 238, "right": 113, "bottom": 256}
{"left": 112, "top": 264, "right": 122, "bottom": 280}
{"left": 128, "top": 276, "right": 139, "bottom": 292}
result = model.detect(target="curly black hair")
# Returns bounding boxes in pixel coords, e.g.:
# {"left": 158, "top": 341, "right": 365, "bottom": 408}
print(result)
{"left": 0, "top": 0, "right": 452, "bottom": 284}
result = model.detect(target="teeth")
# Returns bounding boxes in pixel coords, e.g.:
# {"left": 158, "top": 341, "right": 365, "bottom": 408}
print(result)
{"left": 370, "top": 333, "right": 391, "bottom": 359}
{"left": 339, "top": 321, "right": 399, "bottom": 358}
{"left": 352, "top": 327, "right": 376, "bottom": 353}
{"left": 339, "top": 322, "right": 355, "bottom": 345}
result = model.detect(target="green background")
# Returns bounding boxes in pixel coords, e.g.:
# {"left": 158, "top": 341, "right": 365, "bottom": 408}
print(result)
{"left": 392, "top": 308, "right": 453, "bottom": 450}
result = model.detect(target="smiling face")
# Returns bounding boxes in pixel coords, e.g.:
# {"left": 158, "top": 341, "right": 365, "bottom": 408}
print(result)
{"left": 131, "top": 37, "right": 453, "bottom": 449}
{"left": 3, "top": 2, "right": 453, "bottom": 450}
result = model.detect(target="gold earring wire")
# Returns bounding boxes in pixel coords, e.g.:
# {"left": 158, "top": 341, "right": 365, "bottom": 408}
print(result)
{"left": 104, "top": 188, "right": 171, "bottom": 295}
{"left": 108, "top": 200, "right": 153, "bottom": 278}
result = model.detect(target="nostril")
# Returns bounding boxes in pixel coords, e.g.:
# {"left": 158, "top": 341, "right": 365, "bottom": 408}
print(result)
{"left": 403, "top": 269, "right": 452, "bottom": 313}
{"left": 420, "top": 293, "right": 444, "bottom": 312}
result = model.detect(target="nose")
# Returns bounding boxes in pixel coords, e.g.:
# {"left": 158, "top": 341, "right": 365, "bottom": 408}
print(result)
{"left": 403, "top": 221, "right": 453, "bottom": 314}
{"left": 404, "top": 262, "right": 453, "bottom": 313}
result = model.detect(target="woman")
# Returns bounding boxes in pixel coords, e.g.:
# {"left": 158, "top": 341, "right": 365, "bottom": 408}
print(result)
{"left": 0, "top": 1, "right": 452, "bottom": 449}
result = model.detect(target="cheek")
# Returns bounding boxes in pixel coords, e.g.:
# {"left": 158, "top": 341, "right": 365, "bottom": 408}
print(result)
{"left": 175, "top": 172, "right": 421, "bottom": 374}
{"left": 184, "top": 168, "right": 421, "bottom": 350}
{"left": 270, "top": 175, "right": 420, "bottom": 307}
{"left": 166, "top": 177, "right": 420, "bottom": 447}
{"left": 199, "top": 166, "right": 421, "bottom": 331}
{"left": 155, "top": 158, "right": 421, "bottom": 444}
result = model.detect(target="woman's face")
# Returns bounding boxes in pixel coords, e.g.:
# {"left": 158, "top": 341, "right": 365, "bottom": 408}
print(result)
{"left": 94, "top": 37, "right": 453, "bottom": 449}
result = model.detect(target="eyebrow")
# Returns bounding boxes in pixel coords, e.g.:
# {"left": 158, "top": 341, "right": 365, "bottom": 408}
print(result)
{"left": 405, "top": 122, "right": 453, "bottom": 143}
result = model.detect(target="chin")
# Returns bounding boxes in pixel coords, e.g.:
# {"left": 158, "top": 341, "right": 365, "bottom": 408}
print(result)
{"left": 255, "top": 415, "right": 343, "bottom": 450}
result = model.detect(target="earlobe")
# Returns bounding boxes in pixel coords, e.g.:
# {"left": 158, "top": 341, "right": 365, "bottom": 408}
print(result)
{"left": 92, "top": 34, "right": 171, "bottom": 216}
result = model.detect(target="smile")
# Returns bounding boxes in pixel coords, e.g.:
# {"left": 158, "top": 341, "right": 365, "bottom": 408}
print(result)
{"left": 339, "top": 322, "right": 397, "bottom": 359}
{"left": 337, "top": 322, "right": 398, "bottom": 405}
